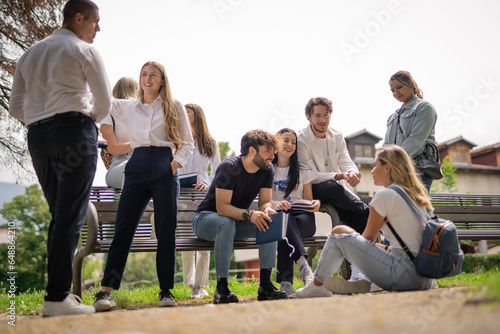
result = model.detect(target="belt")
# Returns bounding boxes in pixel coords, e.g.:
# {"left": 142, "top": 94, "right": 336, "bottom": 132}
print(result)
{"left": 26, "top": 112, "right": 83, "bottom": 130}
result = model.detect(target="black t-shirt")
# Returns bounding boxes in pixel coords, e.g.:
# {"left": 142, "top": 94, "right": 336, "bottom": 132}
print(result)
{"left": 196, "top": 156, "right": 274, "bottom": 212}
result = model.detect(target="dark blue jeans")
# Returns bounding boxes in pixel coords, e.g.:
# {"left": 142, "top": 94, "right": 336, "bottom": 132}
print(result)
{"left": 312, "top": 180, "right": 369, "bottom": 233}
{"left": 101, "top": 146, "right": 179, "bottom": 292}
{"left": 276, "top": 211, "right": 316, "bottom": 283}
{"left": 28, "top": 113, "right": 98, "bottom": 301}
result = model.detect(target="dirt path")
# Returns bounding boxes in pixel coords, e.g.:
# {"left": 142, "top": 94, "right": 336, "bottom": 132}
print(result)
{"left": 2, "top": 287, "right": 498, "bottom": 334}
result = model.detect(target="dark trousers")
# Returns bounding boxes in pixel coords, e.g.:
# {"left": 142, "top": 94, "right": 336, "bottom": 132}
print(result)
{"left": 312, "top": 180, "right": 369, "bottom": 233}
{"left": 421, "top": 174, "right": 433, "bottom": 193}
{"left": 27, "top": 113, "right": 98, "bottom": 301}
{"left": 101, "top": 146, "right": 179, "bottom": 292}
{"left": 277, "top": 211, "right": 316, "bottom": 283}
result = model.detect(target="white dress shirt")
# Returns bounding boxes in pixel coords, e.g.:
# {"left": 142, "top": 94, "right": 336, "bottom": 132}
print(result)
{"left": 111, "top": 97, "right": 194, "bottom": 167}
{"left": 9, "top": 29, "right": 111, "bottom": 125}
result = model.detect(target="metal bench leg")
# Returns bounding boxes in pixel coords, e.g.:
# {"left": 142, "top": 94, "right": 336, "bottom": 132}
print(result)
{"left": 306, "top": 247, "right": 318, "bottom": 267}
{"left": 478, "top": 240, "right": 488, "bottom": 254}
{"left": 72, "top": 202, "right": 98, "bottom": 298}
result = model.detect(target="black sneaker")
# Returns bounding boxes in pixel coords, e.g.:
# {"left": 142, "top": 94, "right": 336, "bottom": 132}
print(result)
{"left": 258, "top": 282, "right": 288, "bottom": 301}
{"left": 213, "top": 285, "right": 238, "bottom": 304}
{"left": 159, "top": 290, "right": 176, "bottom": 307}
{"left": 93, "top": 291, "right": 116, "bottom": 312}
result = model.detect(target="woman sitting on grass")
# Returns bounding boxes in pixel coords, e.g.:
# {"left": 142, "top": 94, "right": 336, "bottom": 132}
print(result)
{"left": 296, "top": 145, "right": 433, "bottom": 298}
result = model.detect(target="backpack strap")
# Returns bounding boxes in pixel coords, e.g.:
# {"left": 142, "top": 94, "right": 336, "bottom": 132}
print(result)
{"left": 385, "top": 221, "right": 415, "bottom": 260}
{"left": 388, "top": 185, "right": 432, "bottom": 222}
{"left": 385, "top": 185, "right": 431, "bottom": 261}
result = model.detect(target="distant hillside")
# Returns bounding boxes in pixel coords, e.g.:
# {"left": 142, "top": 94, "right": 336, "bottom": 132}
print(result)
{"left": 0, "top": 182, "right": 27, "bottom": 226}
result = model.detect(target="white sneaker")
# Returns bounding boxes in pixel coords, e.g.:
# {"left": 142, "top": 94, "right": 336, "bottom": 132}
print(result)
{"left": 296, "top": 282, "right": 332, "bottom": 298}
{"left": 279, "top": 281, "right": 296, "bottom": 298}
{"left": 190, "top": 285, "right": 209, "bottom": 299}
{"left": 300, "top": 265, "right": 315, "bottom": 285}
{"left": 430, "top": 279, "right": 438, "bottom": 289}
{"left": 324, "top": 276, "right": 370, "bottom": 295}
{"left": 43, "top": 294, "right": 95, "bottom": 317}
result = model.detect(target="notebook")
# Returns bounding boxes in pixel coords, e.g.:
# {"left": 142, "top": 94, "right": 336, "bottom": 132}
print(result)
{"left": 179, "top": 172, "right": 197, "bottom": 188}
{"left": 255, "top": 211, "right": 288, "bottom": 245}
{"left": 289, "top": 199, "right": 314, "bottom": 212}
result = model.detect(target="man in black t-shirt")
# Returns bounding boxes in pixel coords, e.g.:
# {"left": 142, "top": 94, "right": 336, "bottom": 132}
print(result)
{"left": 192, "top": 130, "right": 287, "bottom": 303}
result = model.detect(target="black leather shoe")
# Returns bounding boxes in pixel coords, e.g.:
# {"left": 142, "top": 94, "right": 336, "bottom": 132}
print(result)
{"left": 258, "top": 282, "right": 288, "bottom": 301}
{"left": 214, "top": 285, "right": 239, "bottom": 304}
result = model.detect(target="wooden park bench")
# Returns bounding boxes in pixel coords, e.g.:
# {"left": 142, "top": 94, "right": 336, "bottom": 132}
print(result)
{"left": 72, "top": 186, "right": 338, "bottom": 297}
{"left": 72, "top": 187, "right": 500, "bottom": 297}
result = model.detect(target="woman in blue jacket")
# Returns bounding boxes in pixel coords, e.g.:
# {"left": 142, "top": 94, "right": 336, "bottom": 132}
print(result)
{"left": 384, "top": 71, "right": 437, "bottom": 191}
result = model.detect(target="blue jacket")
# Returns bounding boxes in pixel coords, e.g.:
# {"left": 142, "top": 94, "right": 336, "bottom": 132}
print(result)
{"left": 383, "top": 95, "right": 437, "bottom": 157}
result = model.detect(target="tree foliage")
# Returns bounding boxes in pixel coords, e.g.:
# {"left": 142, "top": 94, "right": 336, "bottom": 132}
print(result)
{"left": 218, "top": 141, "right": 235, "bottom": 161}
{"left": 0, "top": 0, "right": 65, "bottom": 181}
{"left": 431, "top": 156, "right": 458, "bottom": 193}
{"left": 0, "top": 184, "right": 50, "bottom": 292}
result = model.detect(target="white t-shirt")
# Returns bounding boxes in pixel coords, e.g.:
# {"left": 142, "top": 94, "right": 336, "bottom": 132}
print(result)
{"left": 272, "top": 165, "right": 316, "bottom": 202}
{"left": 100, "top": 113, "right": 130, "bottom": 143}
{"left": 370, "top": 185, "right": 428, "bottom": 256}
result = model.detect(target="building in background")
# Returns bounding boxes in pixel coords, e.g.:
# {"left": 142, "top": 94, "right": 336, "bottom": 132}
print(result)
{"left": 436, "top": 137, "right": 500, "bottom": 194}
{"left": 343, "top": 131, "right": 500, "bottom": 195}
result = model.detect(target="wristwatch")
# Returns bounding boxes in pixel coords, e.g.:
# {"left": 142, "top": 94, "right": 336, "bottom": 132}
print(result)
{"left": 242, "top": 209, "right": 250, "bottom": 220}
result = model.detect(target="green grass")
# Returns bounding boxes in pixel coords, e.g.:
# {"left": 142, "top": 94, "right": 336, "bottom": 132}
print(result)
{"left": 2, "top": 270, "right": 499, "bottom": 316}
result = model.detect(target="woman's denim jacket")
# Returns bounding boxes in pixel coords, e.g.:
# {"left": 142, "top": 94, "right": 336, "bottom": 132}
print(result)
{"left": 383, "top": 95, "right": 437, "bottom": 158}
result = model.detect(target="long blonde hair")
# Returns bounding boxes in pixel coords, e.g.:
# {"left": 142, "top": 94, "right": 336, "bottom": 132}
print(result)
{"left": 138, "top": 61, "right": 184, "bottom": 152}
{"left": 112, "top": 77, "right": 138, "bottom": 99}
{"left": 376, "top": 145, "right": 433, "bottom": 210}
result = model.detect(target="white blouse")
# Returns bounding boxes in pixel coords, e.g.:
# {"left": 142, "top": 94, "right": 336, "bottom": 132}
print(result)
{"left": 111, "top": 97, "right": 194, "bottom": 167}
{"left": 179, "top": 141, "right": 221, "bottom": 185}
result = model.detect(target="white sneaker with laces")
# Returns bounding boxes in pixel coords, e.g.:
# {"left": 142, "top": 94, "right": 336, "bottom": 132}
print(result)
{"left": 279, "top": 281, "right": 296, "bottom": 298}
{"left": 296, "top": 282, "right": 332, "bottom": 298}
{"left": 43, "top": 294, "right": 95, "bottom": 317}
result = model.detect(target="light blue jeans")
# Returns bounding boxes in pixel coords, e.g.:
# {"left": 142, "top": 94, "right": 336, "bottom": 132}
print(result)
{"left": 105, "top": 152, "right": 132, "bottom": 189}
{"left": 315, "top": 233, "right": 432, "bottom": 291}
{"left": 192, "top": 211, "right": 277, "bottom": 278}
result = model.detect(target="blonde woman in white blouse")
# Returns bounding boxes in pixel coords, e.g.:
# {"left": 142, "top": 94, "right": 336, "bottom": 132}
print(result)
{"left": 94, "top": 61, "right": 194, "bottom": 311}
{"left": 180, "top": 103, "right": 221, "bottom": 299}
{"left": 100, "top": 77, "right": 138, "bottom": 189}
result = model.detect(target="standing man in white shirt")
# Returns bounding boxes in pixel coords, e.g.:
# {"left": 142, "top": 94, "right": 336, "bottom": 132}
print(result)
{"left": 297, "top": 97, "right": 370, "bottom": 243}
{"left": 9, "top": 0, "right": 111, "bottom": 317}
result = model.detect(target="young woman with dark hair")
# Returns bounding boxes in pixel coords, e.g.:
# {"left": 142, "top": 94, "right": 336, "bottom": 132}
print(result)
{"left": 179, "top": 103, "right": 221, "bottom": 299}
{"left": 272, "top": 128, "right": 320, "bottom": 298}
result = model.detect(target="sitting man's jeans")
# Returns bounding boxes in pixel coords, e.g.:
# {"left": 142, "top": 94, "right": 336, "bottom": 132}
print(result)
{"left": 192, "top": 211, "right": 277, "bottom": 278}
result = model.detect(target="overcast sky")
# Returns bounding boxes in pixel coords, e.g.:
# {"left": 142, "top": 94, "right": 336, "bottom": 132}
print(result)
{"left": 3, "top": 0, "right": 500, "bottom": 185}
